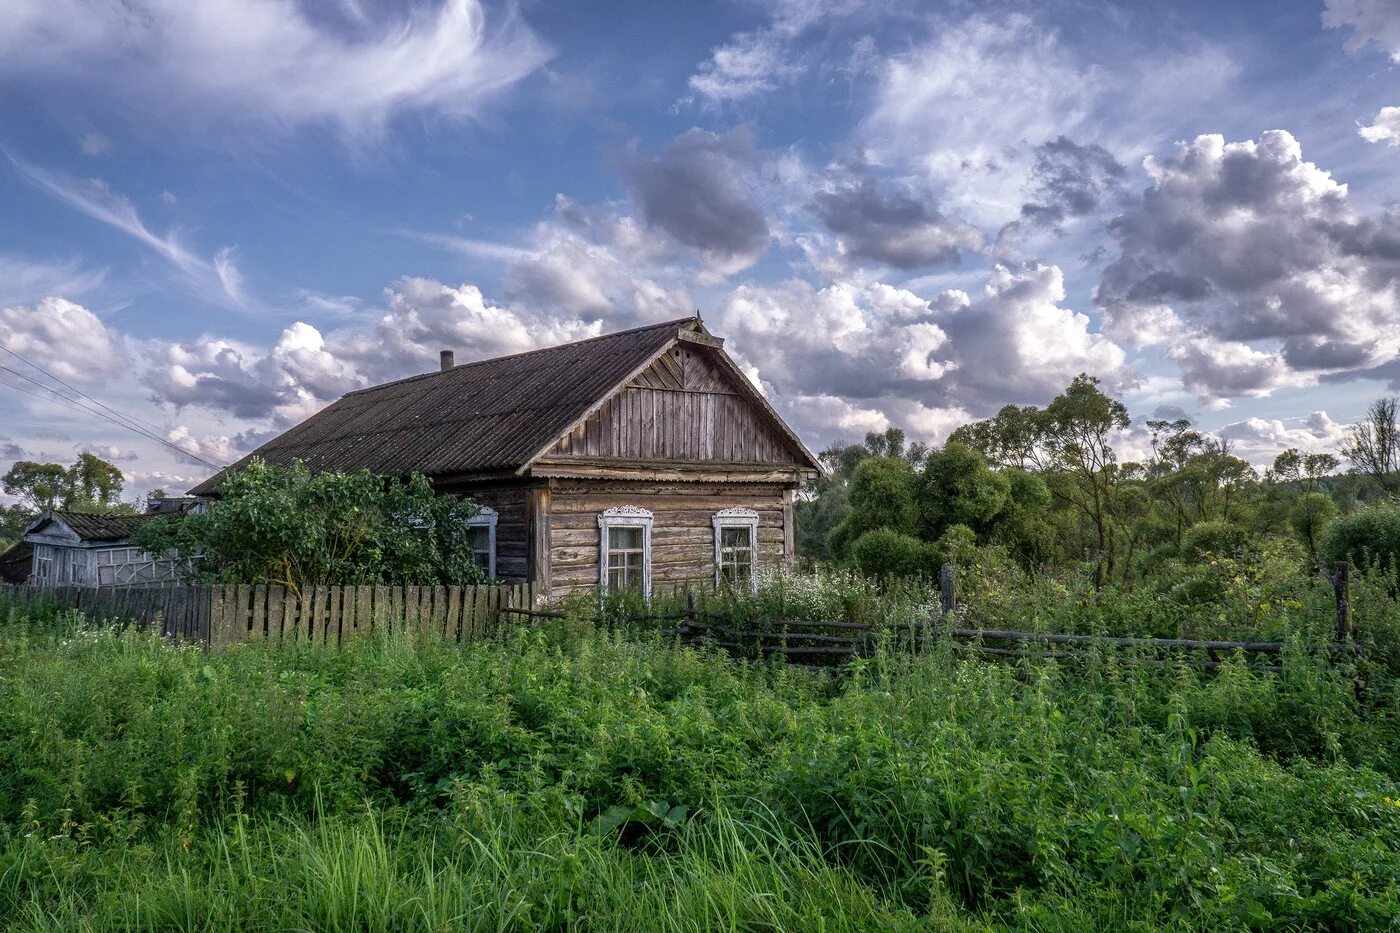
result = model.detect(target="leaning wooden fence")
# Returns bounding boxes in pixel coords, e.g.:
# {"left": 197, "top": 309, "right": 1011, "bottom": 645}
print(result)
{"left": 0, "top": 582, "right": 536, "bottom": 648}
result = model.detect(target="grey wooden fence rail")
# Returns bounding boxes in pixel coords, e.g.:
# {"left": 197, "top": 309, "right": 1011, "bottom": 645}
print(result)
{"left": 0, "top": 582, "right": 536, "bottom": 648}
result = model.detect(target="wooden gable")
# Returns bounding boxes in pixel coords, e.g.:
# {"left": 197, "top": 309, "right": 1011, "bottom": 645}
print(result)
{"left": 545, "top": 344, "right": 804, "bottom": 464}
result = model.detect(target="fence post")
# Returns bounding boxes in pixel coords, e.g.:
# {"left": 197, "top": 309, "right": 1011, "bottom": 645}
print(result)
{"left": 939, "top": 562, "right": 957, "bottom": 617}
{"left": 1333, "top": 561, "right": 1352, "bottom": 643}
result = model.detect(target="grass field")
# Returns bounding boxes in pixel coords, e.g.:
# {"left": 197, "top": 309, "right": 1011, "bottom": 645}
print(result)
{"left": 2, "top": 589, "right": 1400, "bottom": 930}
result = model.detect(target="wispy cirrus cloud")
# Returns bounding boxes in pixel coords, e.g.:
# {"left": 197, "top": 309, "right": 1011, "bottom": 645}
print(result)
{"left": 6, "top": 152, "right": 246, "bottom": 308}
{"left": 0, "top": 253, "right": 106, "bottom": 307}
{"left": 0, "top": 0, "right": 550, "bottom": 139}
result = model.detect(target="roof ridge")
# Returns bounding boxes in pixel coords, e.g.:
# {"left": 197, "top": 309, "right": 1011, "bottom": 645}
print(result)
{"left": 344, "top": 315, "right": 698, "bottom": 398}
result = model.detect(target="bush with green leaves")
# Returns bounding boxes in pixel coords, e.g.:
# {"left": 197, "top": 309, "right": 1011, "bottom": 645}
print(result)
{"left": 849, "top": 528, "right": 935, "bottom": 579}
{"left": 132, "top": 459, "right": 487, "bottom": 589}
{"left": 1321, "top": 505, "right": 1400, "bottom": 572}
{"left": 828, "top": 456, "right": 918, "bottom": 557}
{"left": 1181, "top": 519, "right": 1250, "bottom": 558}
{"left": 916, "top": 442, "right": 1009, "bottom": 539}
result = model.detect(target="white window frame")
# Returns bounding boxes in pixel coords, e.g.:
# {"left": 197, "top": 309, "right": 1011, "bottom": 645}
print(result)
{"left": 598, "top": 506, "right": 653, "bottom": 597}
{"left": 33, "top": 549, "right": 53, "bottom": 582}
{"left": 467, "top": 506, "right": 498, "bottom": 579}
{"left": 713, "top": 508, "right": 759, "bottom": 592}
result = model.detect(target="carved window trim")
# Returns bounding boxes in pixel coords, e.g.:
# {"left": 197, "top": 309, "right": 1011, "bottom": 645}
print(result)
{"left": 598, "top": 506, "right": 653, "bottom": 596}
{"left": 467, "top": 506, "right": 498, "bottom": 579}
{"left": 713, "top": 507, "right": 759, "bottom": 592}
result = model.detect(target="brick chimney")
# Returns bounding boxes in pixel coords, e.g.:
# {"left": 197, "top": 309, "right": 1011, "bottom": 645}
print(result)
{"left": 439, "top": 349, "right": 455, "bottom": 371}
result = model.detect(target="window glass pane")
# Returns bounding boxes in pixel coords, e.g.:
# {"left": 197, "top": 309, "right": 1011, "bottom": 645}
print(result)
{"left": 468, "top": 526, "right": 491, "bottom": 571}
{"left": 609, "top": 526, "right": 643, "bottom": 552}
{"left": 717, "top": 523, "right": 755, "bottom": 586}
{"left": 606, "top": 549, "right": 642, "bottom": 593}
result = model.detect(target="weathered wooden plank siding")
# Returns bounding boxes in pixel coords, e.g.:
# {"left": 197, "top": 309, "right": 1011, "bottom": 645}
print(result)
{"left": 547, "top": 348, "right": 801, "bottom": 464}
{"left": 447, "top": 484, "right": 532, "bottom": 582}
{"left": 547, "top": 480, "right": 789, "bottom": 600}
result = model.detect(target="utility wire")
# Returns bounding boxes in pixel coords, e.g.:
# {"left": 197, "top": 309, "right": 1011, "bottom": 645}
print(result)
{"left": 0, "top": 363, "right": 225, "bottom": 469}
{"left": 0, "top": 341, "right": 175, "bottom": 439}
{"left": 0, "top": 357, "right": 228, "bottom": 470}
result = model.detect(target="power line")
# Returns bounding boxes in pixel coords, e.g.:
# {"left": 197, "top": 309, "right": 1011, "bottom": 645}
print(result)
{"left": 0, "top": 356, "right": 228, "bottom": 470}
{"left": 0, "top": 364, "right": 225, "bottom": 469}
{"left": 0, "top": 341, "right": 175, "bottom": 439}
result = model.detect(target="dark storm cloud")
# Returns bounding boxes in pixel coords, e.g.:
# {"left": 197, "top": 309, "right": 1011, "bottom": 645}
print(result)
{"left": 811, "top": 172, "right": 983, "bottom": 269}
{"left": 1019, "top": 136, "right": 1126, "bottom": 228}
{"left": 620, "top": 128, "right": 770, "bottom": 273}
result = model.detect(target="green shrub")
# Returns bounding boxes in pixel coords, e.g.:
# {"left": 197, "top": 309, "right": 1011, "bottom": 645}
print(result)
{"left": 1182, "top": 520, "right": 1249, "bottom": 557}
{"left": 850, "top": 528, "right": 935, "bottom": 578}
{"left": 1321, "top": 505, "right": 1400, "bottom": 571}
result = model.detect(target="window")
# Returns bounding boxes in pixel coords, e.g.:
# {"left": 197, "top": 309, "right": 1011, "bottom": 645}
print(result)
{"left": 467, "top": 506, "right": 498, "bottom": 578}
{"left": 598, "top": 506, "right": 653, "bottom": 596}
{"left": 33, "top": 549, "right": 52, "bottom": 582}
{"left": 713, "top": 508, "right": 758, "bottom": 592}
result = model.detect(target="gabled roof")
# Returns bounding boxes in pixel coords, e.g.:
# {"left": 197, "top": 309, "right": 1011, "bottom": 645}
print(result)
{"left": 190, "top": 316, "right": 819, "bottom": 495}
{"left": 23, "top": 509, "right": 158, "bottom": 543}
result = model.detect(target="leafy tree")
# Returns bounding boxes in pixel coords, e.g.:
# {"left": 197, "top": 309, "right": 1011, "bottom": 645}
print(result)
{"left": 993, "top": 469, "right": 1057, "bottom": 567}
{"left": 67, "top": 452, "right": 126, "bottom": 509}
{"left": 916, "top": 442, "right": 1010, "bottom": 540}
{"left": 2, "top": 461, "right": 71, "bottom": 511}
{"left": 132, "top": 459, "right": 487, "bottom": 591}
{"left": 0, "top": 503, "right": 35, "bottom": 552}
{"left": 1267, "top": 448, "right": 1339, "bottom": 494}
{"left": 1290, "top": 492, "right": 1337, "bottom": 558}
{"left": 795, "top": 429, "right": 931, "bottom": 564}
{"left": 1, "top": 453, "right": 127, "bottom": 513}
{"left": 828, "top": 455, "right": 919, "bottom": 557}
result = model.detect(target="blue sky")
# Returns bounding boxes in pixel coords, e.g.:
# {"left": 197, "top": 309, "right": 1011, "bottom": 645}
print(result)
{"left": 1, "top": 0, "right": 1398, "bottom": 498}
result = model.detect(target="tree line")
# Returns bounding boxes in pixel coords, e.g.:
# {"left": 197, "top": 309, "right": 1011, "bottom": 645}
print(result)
{"left": 0, "top": 452, "right": 133, "bottom": 549}
{"left": 797, "top": 375, "right": 1400, "bottom": 586}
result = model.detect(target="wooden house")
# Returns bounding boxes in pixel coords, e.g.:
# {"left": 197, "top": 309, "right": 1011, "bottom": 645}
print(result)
{"left": 190, "top": 316, "right": 823, "bottom": 600}
{"left": 21, "top": 510, "right": 186, "bottom": 587}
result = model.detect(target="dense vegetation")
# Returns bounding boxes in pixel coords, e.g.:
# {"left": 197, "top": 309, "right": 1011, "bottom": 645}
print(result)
{"left": 131, "top": 460, "right": 488, "bottom": 589}
{"left": 4, "top": 560, "right": 1400, "bottom": 930}
{"left": 798, "top": 378, "right": 1399, "bottom": 592}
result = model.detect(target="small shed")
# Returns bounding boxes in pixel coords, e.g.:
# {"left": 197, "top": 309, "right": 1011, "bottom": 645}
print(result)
{"left": 21, "top": 510, "right": 185, "bottom": 587}
{"left": 0, "top": 542, "right": 34, "bottom": 585}
{"left": 191, "top": 316, "right": 824, "bottom": 600}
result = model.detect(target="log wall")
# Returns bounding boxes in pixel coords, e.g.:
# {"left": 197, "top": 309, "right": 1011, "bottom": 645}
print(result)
{"left": 546, "top": 479, "right": 789, "bottom": 600}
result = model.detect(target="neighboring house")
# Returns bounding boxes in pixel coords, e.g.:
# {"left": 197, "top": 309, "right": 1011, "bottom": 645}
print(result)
{"left": 190, "top": 316, "right": 823, "bottom": 600}
{"left": 21, "top": 511, "right": 185, "bottom": 587}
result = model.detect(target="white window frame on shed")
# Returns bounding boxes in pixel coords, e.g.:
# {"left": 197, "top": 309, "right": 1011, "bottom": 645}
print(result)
{"left": 713, "top": 508, "right": 759, "bottom": 592}
{"left": 467, "top": 506, "right": 498, "bottom": 579}
{"left": 598, "top": 506, "right": 653, "bottom": 597}
{"left": 33, "top": 547, "right": 53, "bottom": 582}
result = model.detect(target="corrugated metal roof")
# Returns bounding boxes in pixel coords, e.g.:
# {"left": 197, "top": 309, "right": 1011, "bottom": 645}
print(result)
{"left": 49, "top": 511, "right": 159, "bottom": 542}
{"left": 190, "top": 317, "right": 698, "bottom": 494}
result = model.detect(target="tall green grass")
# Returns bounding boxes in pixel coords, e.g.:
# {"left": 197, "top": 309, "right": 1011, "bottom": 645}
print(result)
{"left": 1, "top": 605, "right": 1399, "bottom": 929}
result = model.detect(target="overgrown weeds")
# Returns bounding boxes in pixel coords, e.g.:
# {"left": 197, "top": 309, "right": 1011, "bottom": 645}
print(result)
{"left": 2, "top": 602, "right": 1399, "bottom": 929}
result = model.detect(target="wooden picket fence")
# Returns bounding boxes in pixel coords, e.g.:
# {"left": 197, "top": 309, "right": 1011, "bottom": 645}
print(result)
{"left": 0, "top": 581, "right": 536, "bottom": 648}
